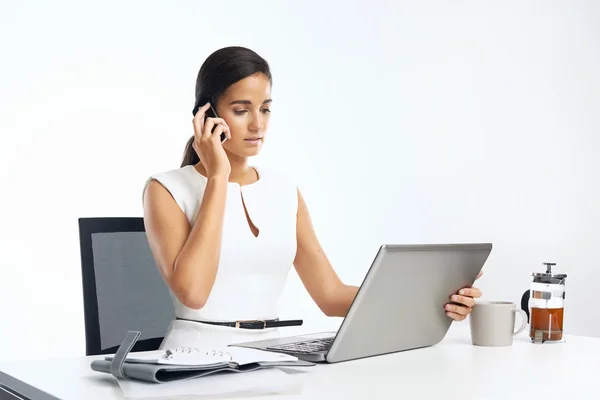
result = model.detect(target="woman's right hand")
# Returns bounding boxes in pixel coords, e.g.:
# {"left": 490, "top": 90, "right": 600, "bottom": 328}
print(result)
{"left": 192, "top": 103, "right": 232, "bottom": 178}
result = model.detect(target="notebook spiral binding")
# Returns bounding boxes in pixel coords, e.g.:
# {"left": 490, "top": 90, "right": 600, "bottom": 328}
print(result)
{"left": 165, "top": 347, "right": 233, "bottom": 361}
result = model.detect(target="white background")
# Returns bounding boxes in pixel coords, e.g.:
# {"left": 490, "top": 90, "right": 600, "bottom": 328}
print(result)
{"left": 1, "top": 0, "right": 598, "bottom": 362}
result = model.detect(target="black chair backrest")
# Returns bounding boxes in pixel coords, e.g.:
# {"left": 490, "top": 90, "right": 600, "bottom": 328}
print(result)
{"left": 78, "top": 217, "right": 174, "bottom": 355}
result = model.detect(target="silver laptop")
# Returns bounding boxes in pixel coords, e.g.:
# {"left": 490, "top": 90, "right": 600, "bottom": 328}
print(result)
{"left": 231, "top": 243, "right": 492, "bottom": 363}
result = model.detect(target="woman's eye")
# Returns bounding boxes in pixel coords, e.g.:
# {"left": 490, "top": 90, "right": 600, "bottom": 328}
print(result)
{"left": 233, "top": 109, "right": 270, "bottom": 115}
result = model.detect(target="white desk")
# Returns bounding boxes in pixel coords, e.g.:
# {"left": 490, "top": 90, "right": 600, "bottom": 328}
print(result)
{"left": 1, "top": 324, "right": 599, "bottom": 399}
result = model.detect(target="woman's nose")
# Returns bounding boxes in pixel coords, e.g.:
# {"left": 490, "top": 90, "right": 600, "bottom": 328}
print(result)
{"left": 248, "top": 111, "right": 262, "bottom": 131}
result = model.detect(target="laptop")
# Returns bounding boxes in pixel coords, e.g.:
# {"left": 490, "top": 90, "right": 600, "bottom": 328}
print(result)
{"left": 231, "top": 243, "right": 492, "bottom": 363}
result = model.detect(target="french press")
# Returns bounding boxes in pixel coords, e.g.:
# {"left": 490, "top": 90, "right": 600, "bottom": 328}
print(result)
{"left": 520, "top": 262, "right": 567, "bottom": 343}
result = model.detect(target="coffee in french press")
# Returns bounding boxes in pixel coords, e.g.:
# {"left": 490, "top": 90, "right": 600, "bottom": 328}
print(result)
{"left": 520, "top": 262, "right": 567, "bottom": 343}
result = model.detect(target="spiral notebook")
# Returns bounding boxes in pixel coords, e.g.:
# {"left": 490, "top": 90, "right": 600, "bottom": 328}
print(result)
{"left": 117, "top": 345, "right": 299, "bottom": 366}
{"left": 90, "top": 331, "right": 314, "bottom": 383}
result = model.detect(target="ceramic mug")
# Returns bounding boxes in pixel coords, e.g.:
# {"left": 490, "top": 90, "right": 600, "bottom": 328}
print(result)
{"left": 469, "top": 301, "right": 528, "bottom": 347}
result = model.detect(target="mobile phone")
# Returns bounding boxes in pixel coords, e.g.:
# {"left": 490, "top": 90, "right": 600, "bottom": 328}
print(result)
{"left": 204, "top": 104, "right": 227, "bottom": 143}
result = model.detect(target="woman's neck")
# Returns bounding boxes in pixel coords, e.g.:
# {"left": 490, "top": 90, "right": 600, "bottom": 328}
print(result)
{"left": 228, "top": 156, "right": 254, "bottom": 184}
{"left": 196, "top": 153, "right": 257, "bottom": 185}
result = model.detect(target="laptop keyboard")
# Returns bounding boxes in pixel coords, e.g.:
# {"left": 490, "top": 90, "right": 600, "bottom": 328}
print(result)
{"left": 266, "top": 337, "right": 335, "bottom": 354}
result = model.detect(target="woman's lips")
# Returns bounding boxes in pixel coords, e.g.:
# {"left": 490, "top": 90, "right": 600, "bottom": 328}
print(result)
{"left": 244, "top": 137, "right": 262, "bottom": 145}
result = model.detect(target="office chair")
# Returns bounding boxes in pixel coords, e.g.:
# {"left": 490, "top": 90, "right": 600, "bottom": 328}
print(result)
{"left": 78, "top": 217, "right": 175, "bottom": 356}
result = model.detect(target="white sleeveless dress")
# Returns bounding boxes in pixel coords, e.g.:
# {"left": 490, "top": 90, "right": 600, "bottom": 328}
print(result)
{"left": 143, "top": 164, "right": 298, "bottom": 350}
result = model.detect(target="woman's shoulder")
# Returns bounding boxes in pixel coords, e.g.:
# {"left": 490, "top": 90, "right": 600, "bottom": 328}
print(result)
{"left": 148, "top": 164, "right": 199, "bottom": 184}
{"left": 142, "top": 165, "right": 204, "bottom": 211}
{"left": 144, "top": 165, "right": 200, "bottom": 192}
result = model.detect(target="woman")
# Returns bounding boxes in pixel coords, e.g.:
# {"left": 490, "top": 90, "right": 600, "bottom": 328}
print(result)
{"left": 142, "top": 46, "right": 482, "bottom": 350}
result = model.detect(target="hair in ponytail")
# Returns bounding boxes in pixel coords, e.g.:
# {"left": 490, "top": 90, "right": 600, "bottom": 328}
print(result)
{"left": 180, "top": 46, "right": 272, "bottom": 168}
{"left": 180, "top": 136, "right": 199, "bottom": 168}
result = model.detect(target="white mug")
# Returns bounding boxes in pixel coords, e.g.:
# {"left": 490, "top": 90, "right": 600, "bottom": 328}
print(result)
{"left": 469, "top": 301, "right": 528, "bottom": 347}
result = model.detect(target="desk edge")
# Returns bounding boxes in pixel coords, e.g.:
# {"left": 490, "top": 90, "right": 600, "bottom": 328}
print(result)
{"left": 0, "top": 370, "right": 60, "bottom": 400}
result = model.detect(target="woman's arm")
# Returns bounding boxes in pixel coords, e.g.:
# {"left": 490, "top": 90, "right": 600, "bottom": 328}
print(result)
{"left": 143, "top": 176, "right": 229, "bottom": 309}
{"left": 293, "top": 188, "right": 358, "bottom": 317}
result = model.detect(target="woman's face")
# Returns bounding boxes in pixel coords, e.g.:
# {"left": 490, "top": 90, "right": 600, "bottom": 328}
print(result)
{"left": 215, "top": 73, "right": 272, "bottom": 158}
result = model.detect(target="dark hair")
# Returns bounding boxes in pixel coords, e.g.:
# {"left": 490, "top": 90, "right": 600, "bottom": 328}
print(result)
{"left": 180, "top": 46, "right": 273, "bottom": 167}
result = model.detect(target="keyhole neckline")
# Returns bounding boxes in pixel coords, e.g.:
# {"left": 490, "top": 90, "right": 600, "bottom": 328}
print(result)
{"left": 188, "top": 164, "right": 262, "bottom": 239}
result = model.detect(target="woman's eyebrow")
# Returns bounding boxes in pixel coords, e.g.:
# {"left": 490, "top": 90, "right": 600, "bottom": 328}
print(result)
{"left": 229, "top": 99, "right": 273, "bottom": 105}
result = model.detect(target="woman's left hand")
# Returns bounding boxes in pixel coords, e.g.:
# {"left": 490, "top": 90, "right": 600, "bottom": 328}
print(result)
{"left": 445, "top": 270, "right": 483, "bottom": 322}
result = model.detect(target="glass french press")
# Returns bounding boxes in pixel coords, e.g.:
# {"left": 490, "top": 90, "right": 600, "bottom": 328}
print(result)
{"left": 520, "top": 262, "right": 567, "bottom": 343}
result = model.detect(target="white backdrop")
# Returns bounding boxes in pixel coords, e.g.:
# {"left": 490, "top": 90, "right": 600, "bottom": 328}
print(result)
{"left": 1, "top": 0, "right": 598, "bottom": 361}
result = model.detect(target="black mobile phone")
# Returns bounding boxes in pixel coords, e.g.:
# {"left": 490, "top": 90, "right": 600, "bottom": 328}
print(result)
{"left": 204, "top": 104, "right": 227, "bottom": 143}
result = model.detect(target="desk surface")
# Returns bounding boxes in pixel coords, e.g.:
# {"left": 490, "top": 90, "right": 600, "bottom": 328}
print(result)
{"left": 1, "top": 324, "right": 599, "bottom": 400}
